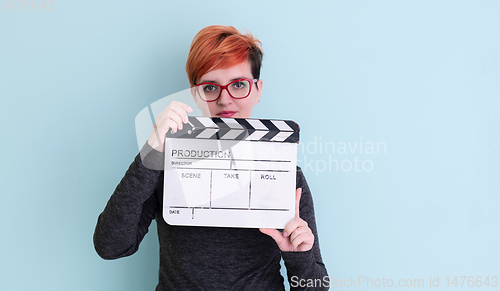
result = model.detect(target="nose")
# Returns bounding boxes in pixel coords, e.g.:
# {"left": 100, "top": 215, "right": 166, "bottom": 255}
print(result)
{"left": 217, "top": 88, "right": 233, "bottom": 105}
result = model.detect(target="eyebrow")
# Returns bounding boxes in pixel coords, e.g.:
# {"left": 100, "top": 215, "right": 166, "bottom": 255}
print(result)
{"left": 199, "top": 77, "right": 250, "bottom": 84}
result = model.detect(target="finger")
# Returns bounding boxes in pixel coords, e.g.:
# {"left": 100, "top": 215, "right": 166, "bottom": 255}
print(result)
{"left": 147, "top": 119, "right": 179, "bottom": 151}
{"left": 168, "top": 103, "right": 192, "bottom": 124}
{"left": 283, "top": 217, "right": 306, "bottom": 239}
{"left": 160, "top": 113, "right": 183, "bottom": 131}
{"left": 290, "top": 232, "right": 314, "bottom": 251}
{"left": 165, "top": 119, "right": 181, "bottom": 133}
{"left": 178, "top": 102, "right": 194, "bottom": 114}
{"left": 295, "top": 188, "right": 302, "bottom": 218}
{"left": 289, "top": 225, "right": 311, "bottom": 245}
{"left": 171, "top": 101, "right": 193, "bottom": 113}
{"left": 170, "top": 101, "right": 193, "bottom": 122}
{"left": 156, "top": 119, "right": 179, "bottom": 136}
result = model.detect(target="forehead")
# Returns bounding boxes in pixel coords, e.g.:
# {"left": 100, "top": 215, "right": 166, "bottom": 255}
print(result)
{"left": 199, "top": 61, "right": 252, "bottom": 83}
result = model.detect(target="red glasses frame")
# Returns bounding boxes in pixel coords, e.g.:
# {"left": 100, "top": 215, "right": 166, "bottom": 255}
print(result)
{"left": 194, "top": 78, "right": 258, "bottom": 102}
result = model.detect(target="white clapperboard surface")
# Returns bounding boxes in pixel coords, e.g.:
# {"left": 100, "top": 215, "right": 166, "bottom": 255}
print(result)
{"left": 163, "top": 116, "right": 300, "bottom": 228}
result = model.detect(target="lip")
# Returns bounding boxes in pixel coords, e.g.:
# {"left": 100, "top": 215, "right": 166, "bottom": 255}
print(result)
{"left": 217, "top": 111, "right": 237, "bottom": 118}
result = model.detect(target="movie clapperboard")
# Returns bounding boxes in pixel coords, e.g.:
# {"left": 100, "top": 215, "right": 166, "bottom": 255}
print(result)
{"left": 163, "top": 116, "right": 300, "bottom": 228}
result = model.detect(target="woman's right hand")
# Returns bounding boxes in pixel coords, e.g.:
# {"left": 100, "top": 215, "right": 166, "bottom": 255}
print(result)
{"left": 147, "top": 101, "right": 193, "bottom": 152}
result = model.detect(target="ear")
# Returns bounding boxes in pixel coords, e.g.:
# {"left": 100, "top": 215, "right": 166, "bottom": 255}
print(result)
{"left": 253, "top": 79, "right": 263, "bottom": 105}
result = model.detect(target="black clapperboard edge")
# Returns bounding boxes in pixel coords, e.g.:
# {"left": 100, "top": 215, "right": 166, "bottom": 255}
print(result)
{"left": 165, "top": 117, "right": 300, "bottom": 143}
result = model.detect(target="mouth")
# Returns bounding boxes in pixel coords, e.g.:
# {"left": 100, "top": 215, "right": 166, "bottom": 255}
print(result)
{"left": 216, "top": 111, "right": 237, "bottom": 118}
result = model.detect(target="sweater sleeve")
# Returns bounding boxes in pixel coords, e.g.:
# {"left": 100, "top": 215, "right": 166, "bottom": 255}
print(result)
{"left": 93, "top": 143, "right": 164, "bottom": 260}
{"left": 281, "top": 167, "right": 330, "bottom": 290}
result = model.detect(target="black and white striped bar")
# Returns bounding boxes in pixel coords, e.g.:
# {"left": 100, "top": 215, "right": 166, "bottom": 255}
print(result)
{"left": 166, "top": 116, "right": 300, "bottom": 143}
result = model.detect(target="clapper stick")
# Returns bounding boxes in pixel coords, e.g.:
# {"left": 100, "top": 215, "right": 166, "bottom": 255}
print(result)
{"left": 163, "top": 117, "right": 300, "bottom": 228}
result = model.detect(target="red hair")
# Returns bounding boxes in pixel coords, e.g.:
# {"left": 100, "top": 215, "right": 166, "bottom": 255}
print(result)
{"left": 186, "top": 25, "right": 263, "bottom": 87}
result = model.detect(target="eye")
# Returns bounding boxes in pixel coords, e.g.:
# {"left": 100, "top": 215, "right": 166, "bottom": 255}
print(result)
{"left": 231, "top": 81, "right": 247, "bottom": 90}
{"left": 203, "top": 84, "right": 218, "bottom": 92}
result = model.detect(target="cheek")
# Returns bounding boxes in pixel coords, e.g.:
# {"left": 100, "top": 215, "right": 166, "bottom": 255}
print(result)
{"left": 249, "top": 91, "right": 260, "bottom": 106}
{"left": 206, "top": 103, "right": 218, "bottom": 114}
{"left": 196, "top": 101, "right": 216, "bottom": 117}
{"left": 236, "top": 99, "right": 255, "bottom": 113}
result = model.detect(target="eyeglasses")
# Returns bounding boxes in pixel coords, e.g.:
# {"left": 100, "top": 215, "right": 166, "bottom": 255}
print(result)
{"left": 194, "top": 78, "right": 258, "bottom": 102}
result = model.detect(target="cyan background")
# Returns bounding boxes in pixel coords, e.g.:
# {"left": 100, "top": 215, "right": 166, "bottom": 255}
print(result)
{"left": 1, "top": 1, "right": 499, "bottom": 290}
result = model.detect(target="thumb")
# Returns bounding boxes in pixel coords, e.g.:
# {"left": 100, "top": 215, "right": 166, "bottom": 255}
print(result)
{"left": 295, "top": 188, "right": 302, "bottom": 218}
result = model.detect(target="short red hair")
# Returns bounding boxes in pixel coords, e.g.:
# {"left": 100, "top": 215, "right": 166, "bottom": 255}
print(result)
{"left": 186, "top": 25, "right": 263, "bottom": 87}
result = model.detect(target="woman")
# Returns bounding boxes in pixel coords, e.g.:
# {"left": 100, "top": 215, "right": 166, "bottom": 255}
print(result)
{"left": 94, "top": 25, "right": 329, "bottom": 290}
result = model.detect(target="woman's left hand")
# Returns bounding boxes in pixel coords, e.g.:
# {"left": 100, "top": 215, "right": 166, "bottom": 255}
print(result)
{"left": 259, "top": 188, "right": 314, "bottom": 252}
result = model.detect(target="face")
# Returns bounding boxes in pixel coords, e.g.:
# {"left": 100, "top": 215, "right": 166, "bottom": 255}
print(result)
{"left": 192, "top": 61, "right": 263, "bottom": 118}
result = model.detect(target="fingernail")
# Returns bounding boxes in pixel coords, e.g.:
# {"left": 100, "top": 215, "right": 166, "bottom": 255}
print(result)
{"left": 184, "top": 116, "right": 189, "bottom": 123}
{"left": 187, "top": 106, "right": 193, "bottom": 112}
{"left": 283, "top": 231, "right": 289, "bottom": 237}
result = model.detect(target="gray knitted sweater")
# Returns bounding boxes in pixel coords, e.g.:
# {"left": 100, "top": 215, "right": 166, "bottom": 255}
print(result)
{"left": 94, "top": 143, "right": 329, "bottom": 290}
